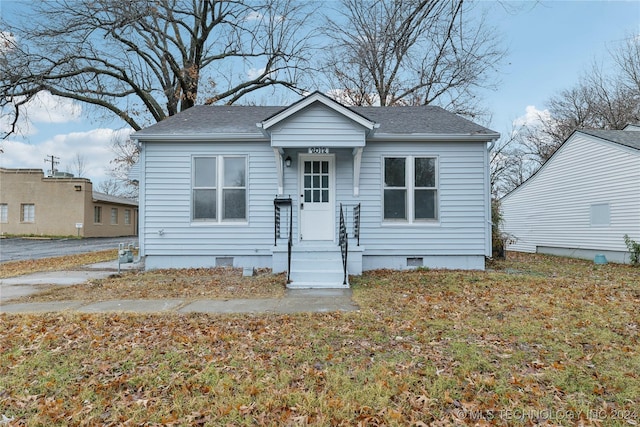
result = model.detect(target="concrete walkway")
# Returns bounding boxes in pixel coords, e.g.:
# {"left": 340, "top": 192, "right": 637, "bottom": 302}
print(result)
{"left": 0, "top": 261, "right": 358, "bottom": 314}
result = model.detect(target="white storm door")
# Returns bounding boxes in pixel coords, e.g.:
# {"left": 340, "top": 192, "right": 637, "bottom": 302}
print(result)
{"left": 299, "top": 155, "right": 334, "bottom": 241}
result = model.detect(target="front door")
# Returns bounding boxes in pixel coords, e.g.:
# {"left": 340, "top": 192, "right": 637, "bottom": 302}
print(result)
{"left": 299, "top": 155, "right": 334, "bottom": 241}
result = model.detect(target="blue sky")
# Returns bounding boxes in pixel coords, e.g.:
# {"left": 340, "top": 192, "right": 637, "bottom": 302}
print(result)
{"left": 1, "top": 0, "right": 639, "bottom": 187}
{"left": 482, "top": 0, "right": 640, "bottom": 132}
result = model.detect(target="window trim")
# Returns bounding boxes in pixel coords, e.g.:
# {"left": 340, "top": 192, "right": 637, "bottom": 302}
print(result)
{"left": 20, "top": 203, "right": 35, "bottom": 223}
{"left": 382, "top": 155, "right": 439, "bottom": 224}
{"left": 111, "top": 207, "right": 118, "bottom": 225}
{"left": 191, "top": 155, "right": 248, "bottom": 225}
{"left": 124, "top": 209, "right": 131, "bottom": 225}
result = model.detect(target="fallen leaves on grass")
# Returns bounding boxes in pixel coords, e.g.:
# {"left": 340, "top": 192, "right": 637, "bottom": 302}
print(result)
{"left": 1, "top": 253, "right": 639, "bottom": 425}
{"left": 0, "top": 250, "right": 117, "bottom": 279}
{"left": 11, "top": 267, "right": 286, "bottom": 303}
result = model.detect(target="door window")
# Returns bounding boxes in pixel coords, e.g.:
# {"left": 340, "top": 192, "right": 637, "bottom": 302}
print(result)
{"left": 303, "top": 160, "right": 329, "bottom": 203}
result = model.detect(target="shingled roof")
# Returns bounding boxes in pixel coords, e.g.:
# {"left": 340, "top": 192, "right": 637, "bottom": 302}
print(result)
{"left": 579, "top": 129, "right": 640, "bottom": 151}
{"left": 133, "top": 103, "right": 498, "bottom": 139}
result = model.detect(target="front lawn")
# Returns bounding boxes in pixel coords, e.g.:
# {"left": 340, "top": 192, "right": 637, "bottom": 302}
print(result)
{"left": 1, "top": 253, "right": 638, "bottom": 425}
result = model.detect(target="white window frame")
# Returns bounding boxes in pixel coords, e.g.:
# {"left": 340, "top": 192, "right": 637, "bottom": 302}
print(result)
{"left": 382, "top": 155, "right": 439, "bottom": 224}
{"left": 111, "top": 208, "right": 118, "bottom": 225}
{"left": 21, "top": 203, "right": 35, "bottom": 223}
{"left": 0, "top": 204, "right": 7, "bottom": 223}
{"left": 191, "top": 155, "right": 248, "bottom": 224}
{"left": 124, "top": 209, "right": 131, "bottom": 225}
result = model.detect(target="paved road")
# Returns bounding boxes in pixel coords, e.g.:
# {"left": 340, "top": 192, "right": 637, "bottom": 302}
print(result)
{"left": 0, "top": 237, "right": 138, "bottom": 263}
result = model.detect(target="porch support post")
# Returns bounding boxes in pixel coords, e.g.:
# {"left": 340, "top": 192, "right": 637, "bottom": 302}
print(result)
{"left": 352, "top": 147, "right": 363, "bottom": 197}
{"left": 273, "top": 147, "right": 285, "bottom": 195}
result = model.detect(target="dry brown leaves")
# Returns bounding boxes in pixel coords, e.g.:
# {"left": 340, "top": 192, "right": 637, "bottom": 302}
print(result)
{"left": 10, "top": 267, "right": 286, "bottom": 303}
{"left": 0, "top": 250, "right": 117, "bottom": 279}
{"left": 1, "top": 253, "right": 639, "bottom": 425}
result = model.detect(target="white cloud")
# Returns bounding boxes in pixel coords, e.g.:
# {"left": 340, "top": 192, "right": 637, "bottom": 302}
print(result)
{"left": 245, "top": 11, "right": 263, "bottom": 21}
{"left": 247, "top": 67, "right": 266, "bottom": 80}
{"left": 513, "top": 105, "right": 551, "bottom": 128}
{"left": 1, "top": 91, "right": 83, "bottom": 137}
{"left": 0, "top": 127, "right": 132, "bottom": 187}
{"left": 0, "top": 31, "right": 16, "bottom": 52}
{"left": 21, "top": 91, "right": 82, "bottom": 124}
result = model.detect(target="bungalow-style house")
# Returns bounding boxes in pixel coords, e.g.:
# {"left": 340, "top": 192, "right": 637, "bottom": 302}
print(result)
{"left": 0, "top": 168, "right": 138, "bottom": 238}
{"left": 131, "top": 92, "right": 499, "bottom": 287}
{"left": 500, "top": 126, "right": 640, "bottom": 263}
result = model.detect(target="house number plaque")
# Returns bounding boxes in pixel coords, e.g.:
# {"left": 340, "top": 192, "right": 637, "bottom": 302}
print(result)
{"left": 308, "top": 147, "right": 329, "bottom": 154}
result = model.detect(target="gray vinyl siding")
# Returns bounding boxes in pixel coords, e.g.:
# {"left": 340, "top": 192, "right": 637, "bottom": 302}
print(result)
{"left": 270, "top": 103, "right": 366, "bottom": 148}
{"left": 141, "top": 140, "right": 490, "bottom": 260}
{"left": 501, "top": 133, "right": 640, "bottom": 253}
{"left": 142, "top": 141, "right": 277, "bottom": 256}
{"left": 356, "top": 141, "right": 489, "bottom": 255}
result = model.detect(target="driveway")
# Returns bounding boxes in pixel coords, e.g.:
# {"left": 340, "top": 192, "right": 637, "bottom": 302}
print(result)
{"left": 0, "top": 237, "right": 138, "bottom": 263}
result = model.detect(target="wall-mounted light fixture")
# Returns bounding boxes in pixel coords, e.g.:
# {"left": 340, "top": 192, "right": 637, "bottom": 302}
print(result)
{"left": 285, "top": 156, "right": 292, "bottom": 168}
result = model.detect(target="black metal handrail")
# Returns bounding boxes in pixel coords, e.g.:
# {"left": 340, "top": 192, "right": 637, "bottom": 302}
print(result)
{"left": 274, "top": 197, "right": 293, "bottom": 283}
{"left": 339, "top": 203, "right": 361, "bottom": 246}
{"left": 353, "top": 203, "right": 361, "bottom": 246}
{"left": 339, "top": 203, "right": 348, "bottom": 285}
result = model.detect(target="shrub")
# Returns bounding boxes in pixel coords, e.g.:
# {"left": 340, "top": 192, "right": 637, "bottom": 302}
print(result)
{"left": 623, "top": 234, "right": 640, "bottom": 265}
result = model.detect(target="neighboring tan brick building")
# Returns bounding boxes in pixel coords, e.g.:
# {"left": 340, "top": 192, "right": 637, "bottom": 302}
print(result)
{"left": 0, "top": 168, "right": 137, "bottom": 237}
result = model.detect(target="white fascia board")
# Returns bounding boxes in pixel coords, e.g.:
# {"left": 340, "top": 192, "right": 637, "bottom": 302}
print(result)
{"left": 260, "top": 92, "right": 376, "bottom": 130}
{"left": 369, "top": 133, "right": 500, "bottom": 142}
{"left": 131, "top": 133, "right": 268, "bottom": 142}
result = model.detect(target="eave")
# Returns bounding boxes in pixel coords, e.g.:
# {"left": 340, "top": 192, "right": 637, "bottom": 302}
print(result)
{"left": 369, "top": 133, "right": 501, "bottom": 142}
{"left": 131, "top": 133, "right": 268, "bottom": 142}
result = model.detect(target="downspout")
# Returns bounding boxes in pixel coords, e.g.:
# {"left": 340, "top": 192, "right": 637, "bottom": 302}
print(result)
{"left": 485, "top": 139, "right": 497, "bottom": 258}
{"left": 136, "top": 139, "right": 146, "bottom": 258}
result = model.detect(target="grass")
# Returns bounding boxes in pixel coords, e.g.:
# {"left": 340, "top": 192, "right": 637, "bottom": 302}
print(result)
{"left": 1, "top": 252, "right": 639, "bottom": 425}
{"left": 0, "top": 250, "right": 118, "bottom": 279}
{"left": 7, "top": 267, "right": 287, "bottom": 302}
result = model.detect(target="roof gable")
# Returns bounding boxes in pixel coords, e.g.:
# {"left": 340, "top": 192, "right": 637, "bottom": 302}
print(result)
{"left": 501, "top": 129, "right": 640, "bottom": 201}
{"left": 259, "top": 91, "right": 377, "bottom": 131}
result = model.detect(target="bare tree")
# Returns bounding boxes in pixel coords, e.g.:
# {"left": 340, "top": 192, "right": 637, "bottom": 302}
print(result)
{"left": 97, "top": 178, "right": 125, "bottom": 197}
{"left": 613, "top": 33, "right": 640, "bottom": 94}
{"left": 490, "top": 122, "right": 541, "bottom": 198}
{"left": 103, "top": 132, "right": 140, "bottom": 199}
{"left": 0, "top": 0, "right": 317, "bottom": 138}
{"left": 521, "top": 36, "right": 640, "bottom": 163}
{"left": 322, "top": 0, "right": 505, "bottom": 118}
{"left": 66, "top": 153, "right": 89, "bottom": 178}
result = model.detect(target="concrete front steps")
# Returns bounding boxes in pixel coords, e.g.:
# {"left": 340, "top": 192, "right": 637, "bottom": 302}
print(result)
{"left": 287, "top": 243, "right": 349, "bottom": 289}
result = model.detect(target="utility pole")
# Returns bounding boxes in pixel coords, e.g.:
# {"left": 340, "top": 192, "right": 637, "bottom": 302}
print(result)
{"left": 44, "top": 155, "right": 60, "bottom": 176}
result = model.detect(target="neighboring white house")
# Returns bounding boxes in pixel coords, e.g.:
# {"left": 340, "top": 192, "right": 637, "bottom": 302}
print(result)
{"left": 131, "top": 91, "right": 499, "bottom": 288}
{"left": 501, "top": 128, "right": 640, "bottom": 263}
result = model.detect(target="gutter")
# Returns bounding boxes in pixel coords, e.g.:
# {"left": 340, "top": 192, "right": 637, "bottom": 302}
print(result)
{"left": 369, "top": 132, "right": 501, "bottom": 142}
{"left": 130, "top": 133, "right": 269, "bottom": 142}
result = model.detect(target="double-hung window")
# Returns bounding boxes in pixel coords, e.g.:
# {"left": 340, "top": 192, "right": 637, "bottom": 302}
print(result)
{"left": 192, "top": 156, "right": 247, "bottom": 222}
{"left": 21, "top": 204, "right": 35, "bottom": 223}
{"left": 0, "top": 204, "right": 7, "bottom": 223}
{"left": 383, "top": 156, "right": 438, "bottom": 222}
